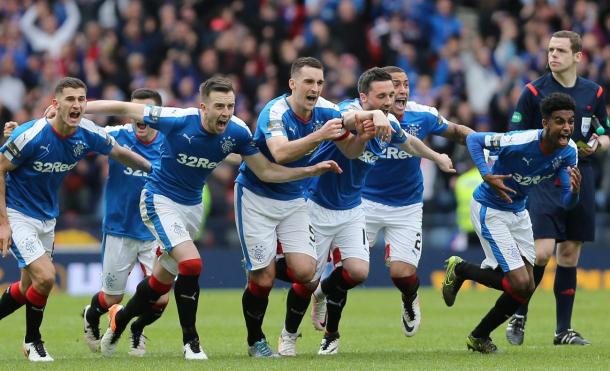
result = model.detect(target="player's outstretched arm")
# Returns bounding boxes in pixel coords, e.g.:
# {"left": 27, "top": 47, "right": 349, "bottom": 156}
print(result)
{"left": 0, "top": 154, "right": 17, "bottom": 257}
{"left": 267, "top": 118, "right": 344, "bottom": 164}
{"left": 441, "top": 121, "right": 475, "bottom": 145}
{"left": 466, "top": 132, "right": 516, "bottom": 203}
{"left": 108, "top": 143, "right": 152, "bottom": 174}
{"left": 243, "top": 152, "right": 342, "bottom": 183}
{"left": 399, "top": 133, "right": 455, "bottom": 173}
{"left": 86, "top": 100, "right": 146, "bottom": 123}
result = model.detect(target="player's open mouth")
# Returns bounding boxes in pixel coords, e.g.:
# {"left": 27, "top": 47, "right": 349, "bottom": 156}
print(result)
{"left": 394, "top": 98, "right": 406, "bottom": 110}
{"left": 136, "top": 123, "right": 147, "bottom": 129}
{"left": 217, "top": 120, "right": 228, "bottom": 128}
{"left": 306, "top": 95, "right": 318, "bottom": 103}
{"left": 558, "top": 134, "right": 570, "bottom": 145}
{"left": 69, "top": 111, "right": 80, "bottom": 120}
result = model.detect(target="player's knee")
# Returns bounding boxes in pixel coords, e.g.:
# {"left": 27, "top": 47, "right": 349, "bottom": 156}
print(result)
{"left": 33, "top": 274, "right": 55, "bottom": 294}
{"left": 535, "top": 250, "right": 553, "bottom": 264}
{"left": 345, "top": 266, "right": 368, "bottom": 284}
{"left": 178, "top": 258, "right": 202, "bottom": 276}
{"left": 247, "top": 280, "right": 273, "bottom": 298}
{"left": 389, "top": 262, "right": 416, "bottom": 279}
{"left": 556, "top": 246, "right": 580, "bottom": 266}
{"left": 155, "top": 294, "right": 170, "bottom": 309}
{"left": 511, "top": 277, "right": 533, "bottom": 299}
{"left": 290, "top": 264, "right": 316, "bottom": 284}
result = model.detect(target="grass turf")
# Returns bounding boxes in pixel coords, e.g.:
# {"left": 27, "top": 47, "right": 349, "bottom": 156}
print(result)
{"left": 0, "top": 287, "right": 607, "bottom": 370}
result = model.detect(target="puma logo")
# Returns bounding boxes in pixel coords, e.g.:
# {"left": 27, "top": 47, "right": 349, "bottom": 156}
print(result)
{"left": 179, "top": 292, "right": 198, "bottom": 301}
{"left": 182, "top": 133, "right": 195, "bottom": 144}
{"left": 522, "top": 157, "right": 532, "bottom": 166}
{"left": 39, "top": 144, "right": 51, "bottom": 154}
{"left": 326, "top": 298, "right": 345, "bottom": 307}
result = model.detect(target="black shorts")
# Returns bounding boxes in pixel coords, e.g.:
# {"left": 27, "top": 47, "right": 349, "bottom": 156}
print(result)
{"left": 527, "top": 163, "right": 595, "bottom": 242}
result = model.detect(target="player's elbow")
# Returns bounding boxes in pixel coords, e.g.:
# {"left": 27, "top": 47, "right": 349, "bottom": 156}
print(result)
{"left": 270, "top": 151, "right": 291, "bottom": 164}
{"left": 255, "top": 168, "right": 276, "bottom": 183}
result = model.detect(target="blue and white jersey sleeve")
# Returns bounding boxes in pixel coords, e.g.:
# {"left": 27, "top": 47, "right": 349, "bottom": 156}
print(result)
{"left": 80, "top": 119, "right": 116, "bottom": 155}
{"left": 259, "top": 97, "right": 289, "bottom": 139}
{"left": 142, "top": 105, "right": 196, "bottom": 134}
{"left": 338, "top": 98, "right": 362, "bottom": 114}
{"left": 231, "top": 116, "right": 260, "bottom": 157}
{"left": 0, "top": 120, "right": 39, "bottom": 166}
{"left": 403, "top": 101, "right": 449, "bottom": 137}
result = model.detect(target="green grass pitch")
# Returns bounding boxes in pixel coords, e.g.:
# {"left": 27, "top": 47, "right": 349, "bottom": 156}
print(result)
{"left": 0, "top": 288, "right": 607, "bottom": 370}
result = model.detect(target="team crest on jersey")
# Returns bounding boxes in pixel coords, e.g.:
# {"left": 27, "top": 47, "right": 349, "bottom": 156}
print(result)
{"left": 406, "top": 124, "right": 420, "bottom": 137}
{"left": 220, "top": 136, "right": 236, "bottom": 154}
{"left": 551, "top": 156, "right": 563, "bottom": 170}
{"left": 73, "top": 141, "right": 85, "bottom": 157}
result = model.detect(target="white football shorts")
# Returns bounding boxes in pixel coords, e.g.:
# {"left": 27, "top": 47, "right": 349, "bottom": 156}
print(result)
{"left": 470, "top": 199, "right": 535, "bottom": 273}
{"left": 140, "top": 190, "right": 203, "bottom": 276}
{"left": 8, "top": 208, "right": 55, "bottom": 269}
{"left": 101, "top": 234, "right": 159, "bottom": 295}
{"left": 307, "top": 200, "right": 369, "bottom": 280}
{"left": 234, "top": 184, "right": 316, "bottom": 271}
{"left": 363, "top": 199, "right": 423, "bottom": 267}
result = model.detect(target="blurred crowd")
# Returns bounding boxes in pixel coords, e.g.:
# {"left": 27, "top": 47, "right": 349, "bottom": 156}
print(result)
{"left": 1, "top": 0, "right": 610, "bottom": 247}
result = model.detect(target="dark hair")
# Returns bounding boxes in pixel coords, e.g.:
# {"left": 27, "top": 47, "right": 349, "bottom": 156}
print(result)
{"left": 54, "top": 77, "right": 87, "bottom": 96}
{"left": 199, "top": 76, "right": 234, "bottom": 99}
{"left": 131, "top": 88, "right": 162, "bottom": 105}
{"left": 551, "top": 30, "right": 582, "bottom": 54}
{"left": 381, "top": 66, "right": 405, "bottom": 75}
{"left": 358, "top": 67, "right": 393, "bottom": 94}
{"left": 540, "top": 92, "right": 576, "bottom": 119}
{"left": 290, "top": 57, "right": 323, "bottom": 78}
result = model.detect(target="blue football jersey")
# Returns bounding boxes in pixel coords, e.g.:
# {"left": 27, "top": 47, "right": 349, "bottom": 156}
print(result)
{"left": 103, "top": 124, "right": 163, "bottom": 240}
{"left": 141, "top": 105, "right": 259, "bottom": 205}
{"left": 362, "top": 101, "right": 449, "bottom": 206}
{"left": 509, "top": 73, "right": 608, "bottom": 164}
{"left": 235, "top": 95, "right": 343, "bottom": 200}
{"left": 468, "top": 130, "right": 578, "bottom": 212}
{"left": 0, "top": 117, "right": 115, "bottom": 220}
{"left": 305, "top": 99, "right": 407, "bottom": 210}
